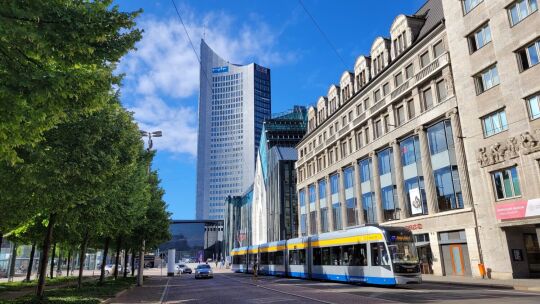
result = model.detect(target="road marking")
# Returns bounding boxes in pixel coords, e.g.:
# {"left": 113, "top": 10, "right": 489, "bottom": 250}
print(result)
{"left": 159, "top": 277, "right": 171, "bottom": 303}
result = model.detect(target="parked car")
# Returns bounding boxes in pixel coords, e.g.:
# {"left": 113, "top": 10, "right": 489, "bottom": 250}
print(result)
{"left": 194, "top": 264, "right": 213, "bottom": 279}
{"left": 175, "top": 264, "right": 192, "bottom": 274}
{"left": 104, "top": 264, "right": 122, "bottom": 275}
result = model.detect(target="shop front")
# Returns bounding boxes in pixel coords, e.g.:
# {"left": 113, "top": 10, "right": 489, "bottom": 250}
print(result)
{"left": 495, "top": 199, "right": 540, "bottom": 278}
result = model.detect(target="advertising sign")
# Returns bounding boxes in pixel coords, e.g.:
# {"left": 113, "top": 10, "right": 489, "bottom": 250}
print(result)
{"left": 495, "top": 199, "right": 540, "bottom": 220}
{"left": 409, "top": 187, "right": 423, "bottom": 215}
{"left": 212, "top": 66, "right": 229, "bottom": 73}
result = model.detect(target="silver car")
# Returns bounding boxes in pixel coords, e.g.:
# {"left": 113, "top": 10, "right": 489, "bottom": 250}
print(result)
{"left": 194, "top": 264, "right": 213, "bottom": 279}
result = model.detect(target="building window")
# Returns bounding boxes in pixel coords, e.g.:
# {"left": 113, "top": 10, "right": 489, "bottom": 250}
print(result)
{"left": 341, "top": 141, "right": 347, "bottom": 158}
{"left": 310, "top": 211, "right": 318, "bottom": 235}
{"left": 508, "top": 0, "right": 538, "bottom": 26}
{"left": 344, "top": 166, "right": 358, "bottom": 227}
{"left": 437, "top": 80, "right": 447, "bottom": 101}
{"left": 406, "top": 63, "right": 414, "bottom": 79}
{"left": 320, "top": 207, "right": 329, "bottom": 233}
{"left": 348, "top": 111, "right": 353, "bottom": 122}
{"left": 395, "top": 72, "right": 403, "bottom": 87}
{"left": 299, "top": 189, "right": 306, "bottom": 207}
{"left": 427, "top": 120, "right": 463, "bottom": 211}
{"left": 400, "top": 136, "right": 428, "bottom": 216}
{"left": 396, "top": 105, "right": 406, "bottom": 126}
{"left": 359, "top": 158, "right": 377, "bottom": 224}
{"left": 356, "top": 103, "right": 363, "bottom": 115}
{"left": 420, "top": 51, "right": 430, "bottom": 68}
{"left": 374, "top": 119, "right": 383, "bottom": 139}
{"left": 330, "top": 173, "right": 341, "bottom": 231}
{"left": 463, "top": 0, "right": 483, "bottom": 14}
{"left": 300, "top": 214, "right": 307, "bottom": 236}
{"left": 468, "top": 23, "right": 492, "bottom": 53}
{"left": 407, "top": 99, "right": 415, "bottom": 119}
{"left": 482, "top": 109, "right": 508, "bottom": 137}
{"left": 527, "top": 93, "right": 540, "bottom": 120}
{"left": 378, "top": 149, "right": 396, "bottom": 221}
{"left": 383, "top": 83, "right": 390, "bottom": 96}
{"left": 423, "top": 87, "right": 434, "bottom": 111}
{"left": 433, "top": 40, "right": 444, "bottom": 58}
{"left": 517, "top": 38, "right": 540, "bottom": 71}
{"left": 365, "top": 127, "right": 370, "bottom": 143}
{"left": 492, "top": 167, "right": 521, "bottom": 200}
{"left": 374, "top": 89, "right": 381, "bottom": 102}
{"left": 475, "top": 65, "right": 500, "bottom": 94}
{"left": 357, "top": 131, "right": 364, "bottom": 148}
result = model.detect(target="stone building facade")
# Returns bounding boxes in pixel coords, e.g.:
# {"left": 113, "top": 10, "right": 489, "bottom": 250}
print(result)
{"left": 296, "top": 0, "right": 483, "bottom": 277}
{"left": 442, "top": 0, "right": 540, "bottom": 278}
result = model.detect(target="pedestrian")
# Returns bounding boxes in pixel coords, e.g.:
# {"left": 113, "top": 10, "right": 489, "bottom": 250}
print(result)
{"left": 252, "top": 262, "right": 258, "bottom": 280}
{"left": 215, "top": 259, "right": 218, "bottom": 268}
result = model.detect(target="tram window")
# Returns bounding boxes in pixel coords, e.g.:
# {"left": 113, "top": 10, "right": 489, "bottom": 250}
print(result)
{"left": 269, "top": 252, "right": 274, "bottom": 265}
{"left": 275, "top": 251, "right": 284, "bottom": 265}
{"left": 313, "top": 248, "right": 322, "bottom": 265}
{"left": 352, "top": 244, "right": 368, "bottom": 266}
{"left": 321, "top": 247, "right": 331, "bottom": 265}
{"left": 342, "top": 245, "right": 354, "bottom": 265}
{"left": 289, "top": 250, "right": 297, "bottom": 264}
{"left": 299, "top": 249, "right": 306, "bottom": 264}
{"left": 331, "top": 246, "right": 341, "bottom": 265}
{"left": 371, "top": 242, "right": 390, "bottom": 269}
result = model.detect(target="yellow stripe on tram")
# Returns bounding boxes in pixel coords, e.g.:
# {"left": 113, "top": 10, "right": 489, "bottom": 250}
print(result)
{"left": 259, "top": 245, "right": 286, "bottom": 253}
{"left": 232, "top": 250, "right": 247, "bottom": 255}
{"left": 286, "top": 243, "right": 307, "bottom": 250}
{"left": 247, "top": 248, "right": 258, "bottom": 254}
{"left": 311, "top": 233, "right": 383, "bottom": 247}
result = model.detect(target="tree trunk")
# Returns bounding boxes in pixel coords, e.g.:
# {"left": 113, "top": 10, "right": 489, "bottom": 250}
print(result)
{"left": 36, "top": 213, "right": 56, "bottom": 299}
{"left": 77, "top": 231, "right": 89, "bottom": 289}
{"left": 131, "top": 249, "right": 135, "bottom": 276}
{"left": 137, "top": 240, "right": 145, "bottom": 286}
{"left": 25, "top": 243, "right": 36, "bottom": 282}
{"left": 113, "top": 236, "right": 122, "bottom": 279}
{"left": 8, "top": 242, "right": 17, "bottom": 281}
{"left": 123, "top": 248, "right": 129, "bottom": 278}
{"left": 99, "top": 237, "right": 110, "bottom": 283}
{"left": 56, "top": 248, "right": 62, "bottom": 276}
{"left": 49, "top": 241, "right": 56, "bottom": 279}
{"left": 66, "top": 250, "right": 71, "bottom": 277}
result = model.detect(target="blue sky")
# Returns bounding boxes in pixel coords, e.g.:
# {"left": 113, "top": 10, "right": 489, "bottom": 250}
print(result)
{"left": 115, "top": 0, "right": 426, "bottom": 219}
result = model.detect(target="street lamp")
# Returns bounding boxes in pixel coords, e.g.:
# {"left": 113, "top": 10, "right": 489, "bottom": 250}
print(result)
{"left": 137, "top": 130, "right": 162, "bottom": 287}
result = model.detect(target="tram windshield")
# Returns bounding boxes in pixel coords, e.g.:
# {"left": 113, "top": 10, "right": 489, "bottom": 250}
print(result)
{"left": 386, "top": 231, "right": 419, "bottom": 264}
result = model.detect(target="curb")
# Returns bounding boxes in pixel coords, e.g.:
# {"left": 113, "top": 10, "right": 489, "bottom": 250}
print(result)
{"left": 101, "top": 286, "right": 133, "bottom": 304}
{"left": 422, "top": 279, "right": 516, "bottom": 290}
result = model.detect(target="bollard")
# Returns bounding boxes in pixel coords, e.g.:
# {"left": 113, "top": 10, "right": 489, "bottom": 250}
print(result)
{"left": 167, "top": 249, "right": 176, "bottom": 277}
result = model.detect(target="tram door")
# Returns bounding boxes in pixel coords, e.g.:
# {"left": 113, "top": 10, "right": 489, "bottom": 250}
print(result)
{"left": 307, "top": 237, "right": 312, "bottom": 279}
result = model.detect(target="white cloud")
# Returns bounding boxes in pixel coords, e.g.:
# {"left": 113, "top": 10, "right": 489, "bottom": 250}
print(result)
{"left": 129, "top": 96, "right": 198, "bottom": 157}
{"left": 119, "top": 7, "right": 296, "bottom": 157}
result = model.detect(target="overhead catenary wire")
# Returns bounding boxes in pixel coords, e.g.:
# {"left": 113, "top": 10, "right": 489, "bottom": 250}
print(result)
{"left": 170, "top": 0, "right": 214, "bottom": 90}
{"left": 297, "top": 0, "right": 348, "bottom": 70}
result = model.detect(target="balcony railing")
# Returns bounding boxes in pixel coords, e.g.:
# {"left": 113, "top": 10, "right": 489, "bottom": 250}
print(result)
{"left": 338, "top": 124, "right": 350, "bottom": 137}
{"left": 416, "top": 52, "right": 448, "bottom": 83}
{"left": 391, "top": 80, "right": 409, "bottom": 99}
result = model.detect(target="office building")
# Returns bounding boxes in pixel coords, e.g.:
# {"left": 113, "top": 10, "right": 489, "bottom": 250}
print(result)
{"left": 296, "top": 0, "right": 481, "bottom": 277}
{"left": 252, "top": 107, "right": 307, "bottom": 245}
{"left": 442, "top": 0, "right": 540, "bottom": 278}
{"left": 158, "top": 220, "right": 223, "bottom": 263}
{"left": 196, "top": 40, "right": 271, "bottom": 220}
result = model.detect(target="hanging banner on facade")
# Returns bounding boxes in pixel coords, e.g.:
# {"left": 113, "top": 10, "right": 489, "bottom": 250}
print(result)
{"left": 495, "top": 199, "right": 540, "bottom": 220}
{"left": 409, "top": 187, "right": 423, "bottom": 215}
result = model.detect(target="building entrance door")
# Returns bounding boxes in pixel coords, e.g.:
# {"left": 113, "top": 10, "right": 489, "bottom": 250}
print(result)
{"left": 523, "top": 233, "right": 540, "bottom": 274}
{"left": 449, "top": 244, "right": 466, "bottom": 276}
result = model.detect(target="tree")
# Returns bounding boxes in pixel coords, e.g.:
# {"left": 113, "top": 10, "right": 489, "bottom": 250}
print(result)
{"left": 0, "top": 0, "right": 142, "bottom": 164}
{"left": 0, "top": 97, "right": 148, "bottom": 298}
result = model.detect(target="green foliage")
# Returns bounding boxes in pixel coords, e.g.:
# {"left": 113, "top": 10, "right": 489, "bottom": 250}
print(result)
{"left": 0, "top": 0, "right": 142, "bottom": 164}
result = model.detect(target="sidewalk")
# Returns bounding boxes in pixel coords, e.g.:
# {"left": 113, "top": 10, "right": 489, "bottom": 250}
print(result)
{"left": 422, "top": 274, "right": 540, "bottom": 292}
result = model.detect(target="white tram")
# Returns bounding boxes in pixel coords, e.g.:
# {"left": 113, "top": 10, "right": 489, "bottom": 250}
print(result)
{"left": 230, "top": 226, "right": 421, "bottom": 286}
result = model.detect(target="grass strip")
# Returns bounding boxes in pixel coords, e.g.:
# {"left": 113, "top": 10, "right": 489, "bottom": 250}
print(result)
{"left": 0, "top": 277, "right": 135, "bottom": 304}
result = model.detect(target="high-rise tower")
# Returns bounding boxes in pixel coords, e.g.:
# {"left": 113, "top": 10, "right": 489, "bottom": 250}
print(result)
{"left": 196, "top": 40, "right": 271, "bottom": 220}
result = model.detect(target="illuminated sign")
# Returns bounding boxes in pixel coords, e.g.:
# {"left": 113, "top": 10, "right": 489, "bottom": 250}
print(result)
{"left": 212, "top": 66, "right": 229, "bottom": 73}
{"left": 390, "top": 235, "right": 413, "bottom": 242}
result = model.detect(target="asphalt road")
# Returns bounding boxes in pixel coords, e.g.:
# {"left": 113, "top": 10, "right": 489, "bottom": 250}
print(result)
{"left": 110, "top": 272, "right": 540, "bottom": 304}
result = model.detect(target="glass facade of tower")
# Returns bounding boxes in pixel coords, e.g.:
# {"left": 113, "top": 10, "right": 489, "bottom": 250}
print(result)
{"left": 196, "top": 40, "right": 271, "bottom": 220}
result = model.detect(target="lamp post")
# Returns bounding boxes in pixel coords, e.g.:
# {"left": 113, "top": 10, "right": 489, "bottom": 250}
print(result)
{"left": 138, "top": 130, "right": 162, "bottom": 287}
